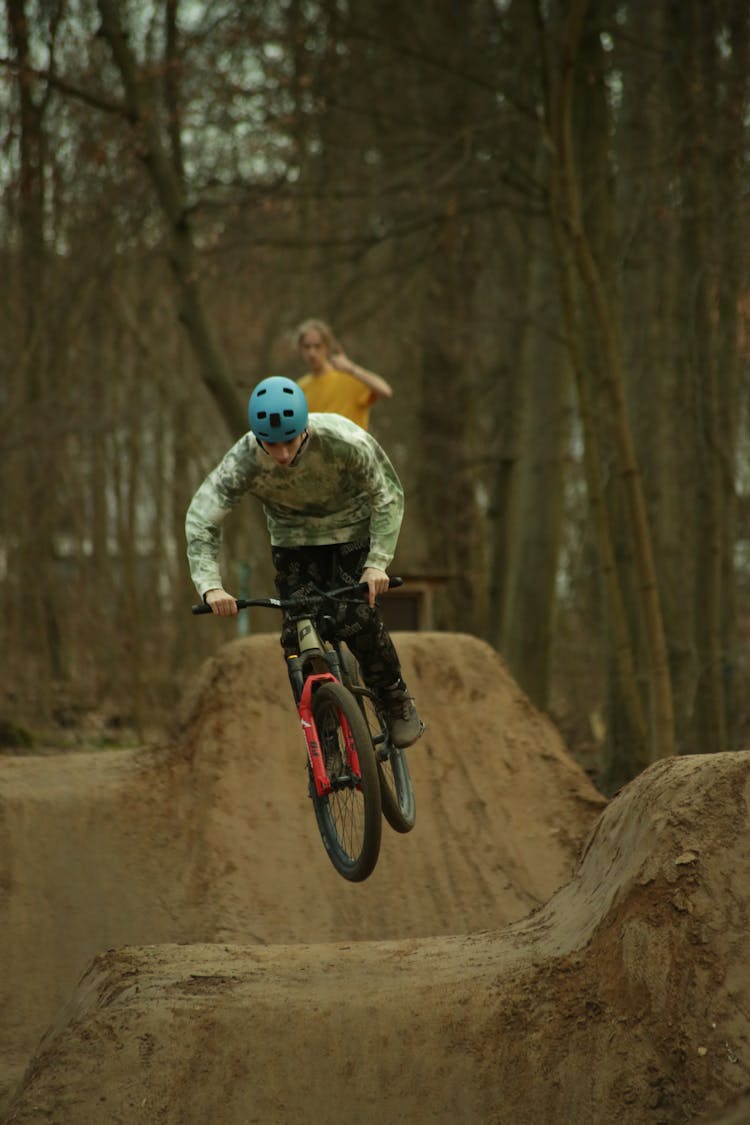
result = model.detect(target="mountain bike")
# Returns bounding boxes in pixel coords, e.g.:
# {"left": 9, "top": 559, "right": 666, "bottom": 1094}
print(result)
{"left": 192, "top": 578, "right": 416, "bottom": 882}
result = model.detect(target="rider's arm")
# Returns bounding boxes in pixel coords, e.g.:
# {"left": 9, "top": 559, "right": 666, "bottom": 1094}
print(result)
{"left": 329, "top": 349, "right": 393, "bottom": 401}
{"left": 185, "top": 434, "right": 257, "bottom": 600}
{"left": 345, "top": 432, "right": 404, "bottom": 574}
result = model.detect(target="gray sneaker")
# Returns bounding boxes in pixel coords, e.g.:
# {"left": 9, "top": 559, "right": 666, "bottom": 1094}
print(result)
{"left": 379, "top": 681, "right": 424, "bottom": 749}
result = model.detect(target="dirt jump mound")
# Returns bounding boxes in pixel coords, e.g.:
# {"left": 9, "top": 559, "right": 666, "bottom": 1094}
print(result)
{"left": 6, "top": 749, "right": 750, "bottom": 1124}
{"left": 0, "top": 631, "right": 603, "bottom": 1114}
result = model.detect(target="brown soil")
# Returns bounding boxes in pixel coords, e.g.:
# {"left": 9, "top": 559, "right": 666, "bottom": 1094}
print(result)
{"left": 1, "top": 632, "right": 748, "bottom": 1124}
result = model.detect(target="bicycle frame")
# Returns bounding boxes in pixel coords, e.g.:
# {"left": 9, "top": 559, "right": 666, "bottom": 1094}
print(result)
{"left": 192, "top": 577, "right": 403, "bottom": 797}
{"left": 288, "top": 612, "right": 366, "bottom": 798}
{"left": 193, "top": 576, "right": 413, "bottom": 878}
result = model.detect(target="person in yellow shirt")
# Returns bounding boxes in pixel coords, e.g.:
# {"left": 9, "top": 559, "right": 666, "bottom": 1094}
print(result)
{"left": 295, "top": 318, "right": 393, "bottom": 431}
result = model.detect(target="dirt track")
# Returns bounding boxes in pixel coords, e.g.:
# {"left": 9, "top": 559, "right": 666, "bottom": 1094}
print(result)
{"left": 2, "top": 633, "right": 748, "bottom": 1123}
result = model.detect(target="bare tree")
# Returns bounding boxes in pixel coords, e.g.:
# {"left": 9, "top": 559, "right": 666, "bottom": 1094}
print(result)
{"left": 94, "top": 0, "right": 246, "bottom": 439}
{"left": 6, "top": 0, "right": 65, "bottom": 702}
{"left": 538, "top": 0, "right": 674, "bottom": 763}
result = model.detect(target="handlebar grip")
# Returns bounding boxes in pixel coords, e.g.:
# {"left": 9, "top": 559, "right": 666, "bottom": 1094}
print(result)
{"left": 356, "top": 576, "right": 403, "bottom": 592}
{"left": 192, "top": 598, "right": 255, "bottom": 615}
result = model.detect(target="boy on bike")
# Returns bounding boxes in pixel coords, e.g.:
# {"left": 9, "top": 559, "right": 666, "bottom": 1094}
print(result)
{"left": 185, "top": 376, "right": 423, "bottom": 749}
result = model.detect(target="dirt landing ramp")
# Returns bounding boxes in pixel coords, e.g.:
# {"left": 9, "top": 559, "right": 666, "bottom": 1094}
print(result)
{"left": 0, "top": 633, "right": 603, "bottom": 1111}
{"left": 6, "top": 752, "right": 748, "bottom": 1125}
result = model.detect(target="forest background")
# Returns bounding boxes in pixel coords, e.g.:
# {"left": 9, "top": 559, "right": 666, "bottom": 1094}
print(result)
{"left": 1, "top": 0, "right": 749, "bottom": 793}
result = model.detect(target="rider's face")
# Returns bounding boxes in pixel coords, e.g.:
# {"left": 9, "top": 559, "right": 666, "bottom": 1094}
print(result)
{"left": 299, "top": 329, "right": 328, "bottom": 374}
{"left": 260, "top": 432, "right": 306, "bottom": 466}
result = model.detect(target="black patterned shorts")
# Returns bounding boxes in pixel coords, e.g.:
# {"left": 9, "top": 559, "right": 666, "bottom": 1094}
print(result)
{"left": 270, "top": 540, "right": 402, "bottom": 691}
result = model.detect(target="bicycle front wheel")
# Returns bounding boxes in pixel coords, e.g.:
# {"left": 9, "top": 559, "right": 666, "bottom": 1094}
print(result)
{"left": 310, "top": 681, "right": 382, "bottom": 882}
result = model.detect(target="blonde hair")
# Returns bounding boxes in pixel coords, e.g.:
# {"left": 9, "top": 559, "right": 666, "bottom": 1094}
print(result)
{"left": 296, "top": 318, "right": 335, "bottom": 351}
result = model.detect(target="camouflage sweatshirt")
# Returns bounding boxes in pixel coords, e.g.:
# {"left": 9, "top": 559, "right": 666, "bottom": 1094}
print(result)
{"left": 185, "top": 413, "right": 405, "bottom": 598}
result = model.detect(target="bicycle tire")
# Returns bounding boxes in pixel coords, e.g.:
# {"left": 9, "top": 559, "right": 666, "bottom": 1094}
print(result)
{"left": 377, "top": 744, "right": 416, "bottom": 834}
{"left": 340, "top": 647, "right": 416, "bottom": 835}
{"left": 310, "top": 681, "right": 382, "bottom": 882}
{"left": 358, "top": 689, "right": 416, "bottom": 834}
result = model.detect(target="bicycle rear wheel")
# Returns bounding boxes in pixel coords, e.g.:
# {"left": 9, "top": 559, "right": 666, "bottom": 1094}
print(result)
{"left": 340, "top": 647, "right": 416, "bottom": 835}
{"left": 377, "top": 743, "right": 416, "bottom": 834}
{"left": 310, "top": 681, "right": 382, "bottom": 882}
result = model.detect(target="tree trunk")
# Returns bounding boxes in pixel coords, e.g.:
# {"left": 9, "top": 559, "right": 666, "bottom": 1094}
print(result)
{"left": 502, "top": 203, "right": 572, "bottom": 708}
{"left": 715, "top": 0, "right": 750, "bottom": 749}
{"left": 96, "top": 0, "right": 247, "bottom": 440}
{"left": 7, "top": 0, "right": 64, "bottom": 699}
{"left": 617, "top": 1, "right": 699, "bottom": 756}
{"left": 537, "top": 0, "right": 649, "bottom": 780}
{"left": 551, "top": 0, "right": 674, "bottom": 761}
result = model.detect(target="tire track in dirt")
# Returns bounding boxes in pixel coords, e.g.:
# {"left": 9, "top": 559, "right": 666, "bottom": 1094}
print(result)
{"left": 0, "top": 631, "right": 603, "bottom": 1114}
{"left": 6, "top": 754, "right": 750, "bottom": 1124}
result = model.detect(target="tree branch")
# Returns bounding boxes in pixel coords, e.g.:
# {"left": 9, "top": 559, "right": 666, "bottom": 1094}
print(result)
{"left": 0, "top": 56, "right": 127, "bottom": 117}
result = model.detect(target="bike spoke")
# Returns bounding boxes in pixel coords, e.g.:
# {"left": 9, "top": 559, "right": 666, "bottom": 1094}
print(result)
{"left": 310, "top": 682, "right": 381, "bottom": 881}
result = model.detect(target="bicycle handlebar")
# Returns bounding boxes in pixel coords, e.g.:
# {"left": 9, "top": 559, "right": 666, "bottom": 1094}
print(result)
{"left": 191, "top": 576, "right": 404, "bottom": 615}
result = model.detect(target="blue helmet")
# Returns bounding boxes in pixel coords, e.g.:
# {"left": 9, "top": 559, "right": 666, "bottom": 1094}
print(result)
{"left": 248, "top": 377, "right": 309, "bottom": 441}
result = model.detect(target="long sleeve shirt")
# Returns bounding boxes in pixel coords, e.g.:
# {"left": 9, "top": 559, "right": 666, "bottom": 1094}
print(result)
{"left": 185, "top": 413, "right": 404, "bottom": 598}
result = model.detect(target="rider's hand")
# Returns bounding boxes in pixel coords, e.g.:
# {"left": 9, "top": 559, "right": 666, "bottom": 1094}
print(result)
{"left": 205, "top": 587, "right": 238, "bottom": 616}
{"left": 329, "top": 348, "right": 355, "bottom": 375}
{"left": 360, "top": 567, "right": 389, "bottom": 608}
